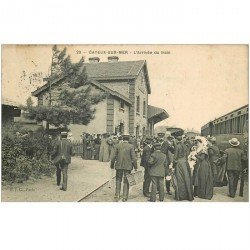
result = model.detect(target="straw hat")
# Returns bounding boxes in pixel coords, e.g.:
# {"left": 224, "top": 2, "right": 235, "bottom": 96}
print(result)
{"left": 229, "top": 138, "right": 240, "bottom": 147}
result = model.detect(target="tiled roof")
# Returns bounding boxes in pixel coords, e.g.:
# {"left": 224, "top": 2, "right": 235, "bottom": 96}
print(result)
{"left": 148, "top": 105, "right": 169, "bottom": 123}
{"left": 32, "top": 60, "right": 151, "bottom": 97}
{"left": 83, "top": 60, "right": 145, "bottom": 79}
{"left": 2, "top": 97, "right": 21, "bottom": 107}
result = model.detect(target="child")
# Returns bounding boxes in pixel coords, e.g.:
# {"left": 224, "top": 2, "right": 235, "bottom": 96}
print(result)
{"left": 148, "top": 143, "right": 167, "bottom": 202}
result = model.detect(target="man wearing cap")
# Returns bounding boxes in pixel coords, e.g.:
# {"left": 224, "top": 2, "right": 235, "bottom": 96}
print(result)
{"left": 140, "top": 136, "right": 153, "bottom": 197}
{"left": 110, "top": 134, "right": 138, "bottom": 202}
{"left": 148, "top": 143, "right": 168, "bottom": 202}
{"left": 52, "top": 132, "right": 73, "bottom": 191}
{"left": 225, "top": 138, "right": 246, "bottom": 198}
{"left": 160, "top": 132, "right": 175, "bottom": 195}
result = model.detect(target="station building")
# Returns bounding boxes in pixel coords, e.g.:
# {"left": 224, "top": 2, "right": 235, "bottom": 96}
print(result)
{"left": 32, "top": 57, "right": 169, "bottom": 140}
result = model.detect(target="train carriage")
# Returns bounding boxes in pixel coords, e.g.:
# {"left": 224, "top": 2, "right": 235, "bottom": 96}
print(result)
{"left": 201, "top": 105, "right": 248, "bottom": 151}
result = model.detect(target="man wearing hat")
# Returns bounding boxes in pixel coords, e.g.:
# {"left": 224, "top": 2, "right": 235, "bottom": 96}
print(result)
{"left": 160, "top": 132, "right": 175, "bottom": 195}
{"left": 148, "top": 143, "right": 168, "bottom": 202}
{"left": 225, "top": 138, "right": 246, "bottom": 198}
{"left": 52, "top": 131, "right": 73, "bottom": 191}
{"left": 110, "top": 134, "right": 138, "bottom": 202}
{"left": 140, "top": 136, "right": 153, "bottom": 197}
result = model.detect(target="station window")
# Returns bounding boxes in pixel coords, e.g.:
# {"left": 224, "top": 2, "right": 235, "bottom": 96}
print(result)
{"left": 143, "top": 100, "right": 146, "bottom": 116}
{"left": 120, "top": 100, "right": 125, "bottom": 109}
{"left": 136, "top": 96, "right": 140, "bottom": 114}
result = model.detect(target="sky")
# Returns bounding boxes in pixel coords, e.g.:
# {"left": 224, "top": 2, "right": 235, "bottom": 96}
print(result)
{"left": 2, "top": 44, "right": 248, "bottom": 131}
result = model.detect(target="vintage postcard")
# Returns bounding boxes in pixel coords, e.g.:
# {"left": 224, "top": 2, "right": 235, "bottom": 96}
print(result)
{"left": 1, "top": 44, "right": 248, "bottom": 202}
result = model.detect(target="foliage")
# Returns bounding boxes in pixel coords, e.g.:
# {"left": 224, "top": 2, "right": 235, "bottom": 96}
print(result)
{"left": 24, "top": 45, "right": 105, "bottom": 128}
{"left": 2, "top": 124, "right": 56, "bottom": 183}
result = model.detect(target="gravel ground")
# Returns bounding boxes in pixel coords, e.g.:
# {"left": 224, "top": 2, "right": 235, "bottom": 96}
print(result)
{"left": 1, "top": 157, "right": 111, "bottom": 202}
{"left": 82, "top": 175, "right": 249, "bottom": 202}
{"left": 2, "top": 157, "right": 248, "bottom": 202}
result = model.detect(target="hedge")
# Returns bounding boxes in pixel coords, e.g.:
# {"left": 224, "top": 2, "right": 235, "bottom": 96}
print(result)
{"left": 2, "top": 124, "right": 56, "bottom": 183}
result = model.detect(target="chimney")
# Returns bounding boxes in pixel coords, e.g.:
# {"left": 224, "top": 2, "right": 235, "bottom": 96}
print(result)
{"left": 88, "top": 57, "right": 100, "bottom": 63}
{"left": 108, "top": 56, "right": 119, "bottom": 62}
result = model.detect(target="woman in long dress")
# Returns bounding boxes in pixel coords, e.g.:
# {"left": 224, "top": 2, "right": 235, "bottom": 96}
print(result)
{"left": 99, "top": 133, "right": 110, "bottom": 162}
{"left": 85, "top": 134, "right": 93, "bottom": 160}
{"left": 93, "top": 134, "right": 101, "bottom": 160}
{"left": 193, "top": 150, "right": 214, "bottom": 200}
{"left": 174, "top": 136, "right": 194, "bottom": 201}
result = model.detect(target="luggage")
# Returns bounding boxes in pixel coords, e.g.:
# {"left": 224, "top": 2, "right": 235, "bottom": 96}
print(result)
{"left": 126, "top": 171, "right": 143, "bottom": 186}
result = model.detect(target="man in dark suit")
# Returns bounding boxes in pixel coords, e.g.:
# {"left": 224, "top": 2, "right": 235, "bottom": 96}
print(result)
{"left": 52, "top": 131, "right": 73, "bottom": 191}
{"left": 148, "top": 143, "right": 168, "bottom": 202}
{"left": 110, "top": 134, "right": 138, "bottom": 202}
{"left": 225, "top": 138, "right": 246, "bottom": 198}
{"left": 140, "top": 137, "right": 153, "bottom": 197}
{"left": 160, "top": 132, "right": 175, "bottom": 195}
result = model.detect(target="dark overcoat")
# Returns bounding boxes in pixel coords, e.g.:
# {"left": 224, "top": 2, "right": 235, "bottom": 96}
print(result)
{"left": 52, "top": 139, "right": 73, "bottom": 165}
{"left": 140, "top": 144, "right": 152, "bottom": 168}
{"left": 225, "top": 147, "right": 246, "bottom": 171}
{"left": 110, "top": 141, "right": 137, "bottom": 170}
{"left": 148, "top": 150, "right": 167, "bottom": 177}
{"left": 161, "top": 140, "right": 175, "bottom": 165}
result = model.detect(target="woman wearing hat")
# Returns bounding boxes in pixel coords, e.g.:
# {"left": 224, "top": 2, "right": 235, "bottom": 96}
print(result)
{"left": 173, "top": 136, "right": 193, "bottom": 201}
{"left": 225, "top": 138, "right": 246, "bottom": 198}
{"left": 193, "top": 148, "right": 214, "bottom": 200}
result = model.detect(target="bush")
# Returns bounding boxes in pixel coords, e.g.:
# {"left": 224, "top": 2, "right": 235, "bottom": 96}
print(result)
{"left": 2, "top": 124, "right": 56, "bottom": 183}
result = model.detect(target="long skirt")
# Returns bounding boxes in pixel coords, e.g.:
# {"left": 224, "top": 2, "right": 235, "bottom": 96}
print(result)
{"left": 194, "top": 160, "right": 214, "bottom": 200}
{"left": 99, "top": 140, "right": 110, "bottom": 162}
{"left": 174, "top": 158, "right": 194, "bottom": 201}
{"left": 85, "top": 149, "right": 93, "bottom": 160}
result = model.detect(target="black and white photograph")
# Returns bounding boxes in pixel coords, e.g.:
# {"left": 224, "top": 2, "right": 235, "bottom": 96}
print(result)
{"left": 1, "top": 44, "right": 248, "bottom": 202}
{"left": 1, "top": 1, "right": 250, "bottom": 250}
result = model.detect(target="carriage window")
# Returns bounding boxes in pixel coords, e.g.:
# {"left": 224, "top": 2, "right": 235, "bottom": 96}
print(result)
{"left": 237, "top": 116, "right": 240, "bottom": 133}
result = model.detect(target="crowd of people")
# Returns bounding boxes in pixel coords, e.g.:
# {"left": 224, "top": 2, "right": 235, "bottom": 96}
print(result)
{"left": 51, "top": 130, "right": 247, "bottom": 201}
{"left": 109, "top": 132, "right": 247, "bottom": 202}
{"left": 80, "top": 132, "right": 142, "bottom": 161}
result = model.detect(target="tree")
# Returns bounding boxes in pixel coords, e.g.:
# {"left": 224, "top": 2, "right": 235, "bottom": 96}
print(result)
{"left": 24, "top": 46, "right": 106, "bottom": 128}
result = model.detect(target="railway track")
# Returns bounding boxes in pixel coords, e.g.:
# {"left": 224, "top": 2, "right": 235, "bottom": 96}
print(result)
{"left": 77, "top": 178, "right": 115, "bottom": 202}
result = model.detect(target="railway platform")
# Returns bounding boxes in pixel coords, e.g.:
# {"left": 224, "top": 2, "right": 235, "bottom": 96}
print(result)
{"left": 1, "top": 157, "right": 112, "bottom": 202}
{"left": 2, "top": 156, "right": 248, "bottom": 202}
